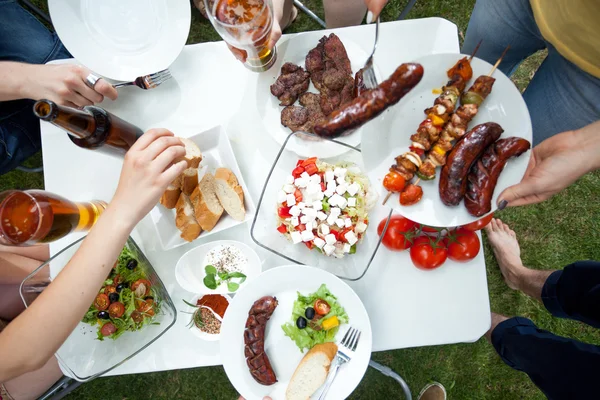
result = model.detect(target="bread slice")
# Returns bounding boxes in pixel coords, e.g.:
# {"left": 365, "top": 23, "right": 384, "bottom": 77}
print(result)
{"left": 175, "top": 193, "right": 202, "bottom": 241}
{"left": 180, "top": 167, "right": 199, "bottom": 196}
{"left": 286, "top": 343, "right": 338, "bottom": 400}
{"left": 214, "top": 168, "right": 246, "bottom": 221}
{"left": 174, "top": 137, "right": 202, "bottom": 168}
{"left": 159, "top": 184, "right": 181, "bottom": 209}
{"left": 190, "top": 173, "right": 223, "bottom": 231}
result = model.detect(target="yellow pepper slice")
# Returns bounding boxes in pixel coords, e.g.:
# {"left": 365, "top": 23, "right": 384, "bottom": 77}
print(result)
{"left": 428, "top": 113, "right": 446, "bottom": 126}
{"left": 321, "top": 316, "right": 340, "bottom": 331}
{"left": 433, "top": 146, "right": 446, "bottom": 156}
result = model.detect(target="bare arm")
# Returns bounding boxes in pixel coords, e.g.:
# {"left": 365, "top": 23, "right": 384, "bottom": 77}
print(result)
{"left": 0, "top": 129, "right": 187, "bottom": 381}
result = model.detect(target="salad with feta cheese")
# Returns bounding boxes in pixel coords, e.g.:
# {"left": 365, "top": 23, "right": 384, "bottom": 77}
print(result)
{"left": 276, "top": 157, "right": 375, "bottom": 258}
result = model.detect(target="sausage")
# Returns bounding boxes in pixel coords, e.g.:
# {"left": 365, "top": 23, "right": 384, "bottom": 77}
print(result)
{"left": 244, "top": 296, "right": 278, "bottom": 385}
{"left": 439, "top": 122, "right": 504, "bottom": 206}
{"left": 464, "top": 137, "right": 531, "bottom": 216}
{"left": 313, "top": 63, "right": 424, "bottom": 138}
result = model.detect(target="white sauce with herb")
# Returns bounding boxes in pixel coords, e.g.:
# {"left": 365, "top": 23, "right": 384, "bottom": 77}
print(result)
{"left": 203, "top": 245, "right": 247, "bottom": 274}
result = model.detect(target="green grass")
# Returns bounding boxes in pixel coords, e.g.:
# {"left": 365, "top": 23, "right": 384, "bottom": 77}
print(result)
{"left": 10, "top": 1, "right": 600, "bottom": 399}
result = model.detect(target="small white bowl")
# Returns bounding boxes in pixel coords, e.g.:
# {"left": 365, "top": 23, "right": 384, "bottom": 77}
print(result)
{"left": 184, "top": 294, "right": 232, "bottom": 341}
{"left": 175, "top": 240, "right": 262, "bottom": 295}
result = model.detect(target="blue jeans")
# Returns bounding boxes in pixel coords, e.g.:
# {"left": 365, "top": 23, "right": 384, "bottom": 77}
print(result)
{"left": 462, "top": 0, "right": 600, "bottom": 145}
{"left": 0, "top": 0, "right": 71, "bottom": 175}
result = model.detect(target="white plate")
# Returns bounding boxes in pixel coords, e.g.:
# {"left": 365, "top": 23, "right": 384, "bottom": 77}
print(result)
{"left": 220, "top": 265, "right": 372, "bottom": 400}
{"left": 361, "top": 53, "right": 532, "bottom": 227}
{"left": 182, "top": 294, "right": 232, "bottom": 341}
{"left": 175, "top": 240, "right": 262, "bottom": 294}
{"left": 256, "top": 32, "right": 381, "bottom": 158}
{"left": 149, "top": 126, "right": 256, "bottom": 250}
{"left": 49, "top": 0, "right": 191, "bottom": 80}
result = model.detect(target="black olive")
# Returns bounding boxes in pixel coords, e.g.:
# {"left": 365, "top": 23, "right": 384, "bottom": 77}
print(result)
{"left": 116, "top": 283, "right": 125, "bottom": 293}
{"left": 108, "top": 293, "right": 119, "bottom": 303}
{"left": 126, "top": 259, "right": 138, "bottom": 270}
{"left": 305, "top": 307, "right": 316, "bottom": 320}
{"left": 296, "top": 316, "right": 307, "bottom": 329}
{"left": 144, "top": 296, "right": 154, "bottom": 301}
{"left": 97, "top": 311, "right": 110, "bottom": 319}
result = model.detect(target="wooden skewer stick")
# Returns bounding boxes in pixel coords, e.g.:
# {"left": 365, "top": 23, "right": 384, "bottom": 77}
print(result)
{"left": 469, "top": 39, "right": 483, "bottom": 61}
{"left": 382, "top": 192, "right": 392, "bottom": 205}
{"left": 488, "top": 45, "right": 510, "bottom": 76}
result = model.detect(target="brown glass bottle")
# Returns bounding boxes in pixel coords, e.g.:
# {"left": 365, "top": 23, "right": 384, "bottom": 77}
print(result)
{"left": 33, "top": 99, "right": 144, "bottom": 156}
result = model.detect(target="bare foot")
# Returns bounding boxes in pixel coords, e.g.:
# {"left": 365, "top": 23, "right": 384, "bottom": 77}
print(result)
{"left": 484, "top": 218, "right": 527, "bottom": 290}
{"left": 484, "top": 312, "right": 509, "bottom": 342}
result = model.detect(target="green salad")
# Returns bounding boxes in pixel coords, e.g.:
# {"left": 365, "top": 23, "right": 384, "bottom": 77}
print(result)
{"left": 282, "top": 284, "right": 349, "bottom": 352}
{"left": 82, "top": 246, "right": 160, "bottom": 340}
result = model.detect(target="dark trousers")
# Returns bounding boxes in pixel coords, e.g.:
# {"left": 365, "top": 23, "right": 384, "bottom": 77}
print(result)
{"left": 492, "top": 261, "right": 600, "bottom": 400}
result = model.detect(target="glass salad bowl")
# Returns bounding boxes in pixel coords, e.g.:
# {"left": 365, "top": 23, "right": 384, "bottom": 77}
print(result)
{"left": 251, "top": 132, "right": 393, "bottom": 281}
{"left": 19, "top": 236, "right": 177, "bottom": 382}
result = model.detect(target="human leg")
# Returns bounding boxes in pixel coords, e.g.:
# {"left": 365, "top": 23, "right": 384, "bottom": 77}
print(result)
{"left": 323, "top": 0, "right": 367, "bottom": 29}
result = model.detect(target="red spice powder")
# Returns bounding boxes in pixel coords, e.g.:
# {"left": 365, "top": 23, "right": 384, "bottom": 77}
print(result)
{"left": 197, "top": 294, "right": 229, "bottom": 318}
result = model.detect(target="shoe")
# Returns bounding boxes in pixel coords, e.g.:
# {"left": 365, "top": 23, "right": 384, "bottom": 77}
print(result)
{"left": 418, "top": 382, "right": 447, "bottom": 400}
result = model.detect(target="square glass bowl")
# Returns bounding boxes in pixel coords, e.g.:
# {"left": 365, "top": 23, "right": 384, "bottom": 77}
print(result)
{"left": 19, "top": 236, "right": 177, "bottom": 381}
{"left": 251, "top": 132, "right": 393, "bottom": 281}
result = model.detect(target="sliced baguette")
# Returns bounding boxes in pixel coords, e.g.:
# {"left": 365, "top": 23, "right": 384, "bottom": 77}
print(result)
{"left": 175, "top": 193, "right": 202, "bottom": 241}
{"left": 190, "top": 173, "right": 223, "bottom": 231}
{"left": 214, "top": 168, "right": 246, "bottom": 221}
{"left": 286, "top": 343, "right": 338, "bottom": 400}
{"left": 174, "top": 137, "right": 202, "bottom": 168}
{"left": 160, "top": 184, "right": 181, "bottom": 209}
{"left": 180, "top": 167, "right": 199, "bottom": 196}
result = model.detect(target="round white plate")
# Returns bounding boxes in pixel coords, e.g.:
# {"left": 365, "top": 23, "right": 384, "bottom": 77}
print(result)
{"left": 175, "top": 240, "right": 262, "bottom": 295}
{"left": 49, "top": 0, "right": 191, "bottom": 80}
{"left": 361, "top": 53, "right": 532, "bottom": 227}
{"left": 220, "top": 265, "right": 372, "bottom": 400}
{"left": 256, "top": 32, "right": 381, "bottom": 158}
{"left": 183, "top": 294, "right": 232, "bottom": 341}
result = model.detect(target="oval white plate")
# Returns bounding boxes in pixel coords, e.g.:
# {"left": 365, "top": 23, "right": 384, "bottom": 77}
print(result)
{"left": 361, "top": 53, "right": 532, "bottom": 227}
{"left": 175, "top": 240, "right": 262, "bottom": 294}
{"left": 49, "top": 0, "right": 191, "bottom": 80}
{"left": 183, "top": 294, "right": 232, "bottom": 341}
{"left": 220, "top": 265, "right": 372, "bottom": 400}
{"left": 256, "top": 32, "right": 381, "bottom": 158}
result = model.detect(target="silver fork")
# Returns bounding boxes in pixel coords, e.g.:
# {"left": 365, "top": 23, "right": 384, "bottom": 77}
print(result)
{"left": 362, "top": 17, "right": 380, "bottom": 89}
{"left": 113, "top": 69, "right": 172, "bottom": 90}
{"left": 317, "top": 327, "right": 361, "bottom": 400}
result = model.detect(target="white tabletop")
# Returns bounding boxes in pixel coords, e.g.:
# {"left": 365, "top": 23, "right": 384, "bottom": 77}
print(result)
{"left": 42, "top": 18, "right": 490, "bottom": 377}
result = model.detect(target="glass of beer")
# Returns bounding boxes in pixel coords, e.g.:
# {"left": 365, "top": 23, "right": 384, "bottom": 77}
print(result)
{"left": 204, "top": 0, "right": 277, "bottom": 72}
{"left": 0, "top": 190, "right": 107, "bottom": 246}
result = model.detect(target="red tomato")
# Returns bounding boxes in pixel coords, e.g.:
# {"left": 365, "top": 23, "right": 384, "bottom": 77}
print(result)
{"left": 278, "top": 206, "right": 292, "bottom": 218}
{"left": 377, "top": 215, "right": 418, "bottom": 251}
{"left": 301, "top": 157, "right": 317, "bottom": 167}
{"left": 104, "top": 285, "right": 117, "bottom": 294}
{"left": 131, "top": 311, "right": 144, "bottom": 324}
{"left": 100, "top": 322, "right": 117, "bottom": 337}
{"left": 304, "top": 241, "right": 314, "bottom": 250}
{"left": 304, "top": 163, "right": 318, "bottom": 175}
{"left": 461, "top": 213, "right": 494, "bottom": 231}
{"left": 94, "top": 293, "right": 110, "bottom": 311}
{"left": 292, "top": 166, "right": 304, "bottom": 178}
{"left": 108, "top": 302, "right": 125, "bottom": 318}
{"left": 137, "top": 299, "right": 155, "bottom": 316}
{"left": 321, "top": 182, "right": 327, "bottom": 191}
{"left": 131, "top": 279, "right": 152, "bottom": 296}
{"left": 329, "top": 229, "right": 339, "bottom": 241}
{"left": 409, "top": 146, "right": 425, "bottom": 157}
{"left": 339, "top": 227, "right": 353, "bottom": 242}
{"left": 420, "top": 225, "right": 440, "bottom": 233}
{"left": 296, "top": 159, "right": 304, "bottom": 167}
{"left": 409, "top": 236, "right": 448, "bottom": 270}
{"left": 400, "top": 184, "right": 423, "bottom": 206}
{"left": 277, "top": 224, "right": 287, "bottom": 234}
{"left": 383, "top": 170, "right": 406, "bottom": 193}
{"left": 297, "top": 224, "right": 306, "bottom": 232}
{"left": 314, "top": 299, "right": 331, "bottom": 315}
{"left": 294, "top": 189, "right": 303, "bottom": 203}
{"left": 447, "top": 228, "right": 481, "bottom": 262}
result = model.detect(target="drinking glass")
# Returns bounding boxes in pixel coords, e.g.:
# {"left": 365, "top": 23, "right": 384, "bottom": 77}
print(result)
{"left": 204, "top": 0, "right": 277, "bottom": 72}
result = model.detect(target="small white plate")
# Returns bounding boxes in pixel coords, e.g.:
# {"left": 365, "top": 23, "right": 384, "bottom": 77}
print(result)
{"left": 175, "top": 240, "right": 262, "bottom": 294}
{"left": 149, "top": 126, "right": 256, "bottom": 250}
{"left": 182, "top": 294, "right": 232, "bottom": 341}
{"left": 256, "top": 32, "right": 381, "bottom": 158}
{"left": 361, "top": 53, "right": 532, "bottom": 227}
{"left": 220, "top": 265, "right": 372, "bottom": 400}
{"left": 49, "top": 0, "right": 191, "bottom": 80}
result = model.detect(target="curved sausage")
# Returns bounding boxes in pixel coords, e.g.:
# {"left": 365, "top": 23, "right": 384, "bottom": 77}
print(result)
{"left": 244, "top": 296, "right": 278, "bottom": 385}
{"left": 439, "top": 122, "right": 504, "bottom": 206}
{"left": 313, "top": 63, "right": 424, "bottom": 138}
{"left": 464, "top": 137, "right": 531, "bottom": 216}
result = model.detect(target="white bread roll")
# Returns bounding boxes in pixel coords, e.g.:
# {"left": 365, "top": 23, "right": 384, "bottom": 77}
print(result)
{"left": 175, "top": 193, "right": 202, "bottom": 242}
{"left": 214, "top": 168, "right": 246, "bottom": 221}
{"left": 286, "top": 342, "right": 338, "bottom": 400}
{"left": 159, "top": 184, "right": 181, "bottom": 209}
{"left": 174, "top": 138, "right": 202, "bottom": 169}
{"left": 180, "top": 167, "right": 199, "bottom": 196}
{"left": 190, "top": 173, "right": 223, "bottom": 231}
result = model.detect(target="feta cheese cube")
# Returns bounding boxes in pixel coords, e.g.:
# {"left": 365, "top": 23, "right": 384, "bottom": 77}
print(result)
{"left": 313, "top": 237, "right": 326, "bottom": 249}
{"left": 320, "top": 224, "right": 330, "bottom": 235}
{"left": 344, "top": 218, "right": 352, "bottom": 228}
{"left": 324, "top": 189, "right": 334, "bottom": 198}
{"left": 300, "top": 215, "right": 309, "bottom": 224}
{"left": 306, "top": 184, "right": 320, "bottom": 195}
{"left": 345, "top": 231, "right": 358, "bottom": 245}
{"left": 285, "top": 175, "right": 295, "bottom": 184}
{"left": 310, "top": 174, "right": 321, "bottom": 184}
{"left": 323, "top": 244, "right": 336, "bottom": 256}
{"left": 333, "top": 167, "right": 347, "bottom": 178}
{"left": 330, "top": 207, "right": 342, "bottom": 216}
{"left": 335, "top": 218, "right": 345, "bottom": 228}
{"left": 301, "top": 172, "right": 310, "bottom": 180}
{"left": 337, "top": 197, "right": 347, "bottom": 209}
{"left": 336, "top": 184, "right": 347, "bottom": 195}
{"left": 290, "top": 231, "right": 302, "bottom": 244}
{"left": 327, "top": 215, "right": 337, "bottom": 226}
{"left": 316, "top": 211, "right": 328, "bottom": 221}
{"left": 327, "top": 181, "right": 337, "bottom": 192}
{"left": 304, "top": 221, "right": 313, "bottom": 232}
{"left": 297, "top": 202, "right": 306, "bottom": 209}
{"left": 289, "top": 205, "right": 301, "bottom": 216}
{"left": 347, "top": 197, "right": 357, "bottom": 207}
{"left": 294, "top": 177, "right": 308, "bottom": 188}
{"left": 312, "top": 201, "right": 323, "bottom": 211}
{"left": 356, "top": 221, "right": 368, "bottom": 233}
{"left": 324, "top": 233, "right": 337, "bottom": 245}
{"left": 291, "top": 216, "right": 299, "bottom": 226}
{"left": 327, "top": 195, "right": 338, "bottom": 207}
{"left": 286, "top": 194, "right": 296, "bottom": 206}
{"left": 283, "top": 184, "right": 295, "bottom": 194}
{"left": 343, "top": 243, "right": 352, "bottom": 253}
{"left": 277, "top": 190, "right": 287, "bottom": 204}
{"left": 303, "top": 208, "right": 317, "bottom": 218}
{"left": 347, "top": 183, "right": 360, "bottom": 196}
{"left": 315, "top": 191, "right": 325, "bottom": 200}
{"left": 325, "top": 170, "right": 335, "bottom": 182}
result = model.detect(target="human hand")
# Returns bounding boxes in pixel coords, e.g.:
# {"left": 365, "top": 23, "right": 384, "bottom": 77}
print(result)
{"left": 24, "top": 64, "right": 118, "bottom": 108}
{"left": 364, "top": 0, "right": 388, "bottom": 20}
{"left": 110, "top": 129, "right": 187, "bottom": 228}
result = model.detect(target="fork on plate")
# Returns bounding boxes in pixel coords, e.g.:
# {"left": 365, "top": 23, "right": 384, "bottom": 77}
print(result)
{"left": 361, "top": 17, "right": 380, "bottom": 89}
{"left": 113, "top": 69, "right": 172, "bottom": 90}
{"left": 317, "top": 327, "right": 361, "bottom": 400}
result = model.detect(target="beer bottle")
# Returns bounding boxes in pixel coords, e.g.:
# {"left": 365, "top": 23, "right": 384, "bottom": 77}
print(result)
{"left": 33, "top": 99, "right": 144, "bottom": 156}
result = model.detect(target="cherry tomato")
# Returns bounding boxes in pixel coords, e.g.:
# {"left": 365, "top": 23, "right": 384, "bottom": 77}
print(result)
{"left": 278, "top": 206, "right": 292, "bottom": 218}
{"left": 131, "top": 279, "right": 152, "bottom": 296}
{"left": 409, "top": 146, "right": 425, "bottom": 157}
{"left": 304, "top": 241, "right": 314, "bottom": 250}
{"left": 400, "top": 184, "right": 423, "bottom": 206}
{"left": 131, "top": 311, "right": 144, "bottom": 324}
{"left": 377, "top": 215, "right": 418, "bottom": 251}
{"left": 108, "top": 302, "right": 125, "bottom": 319}
{"left": 277, "top": 224, "right": 287, "bottom": 234}
{"left": 100, "top": 322, "right": 117, "bottom": 337}
{"left": 304, "top": 163, "right": 318, "bottom": 176}
{"left": 447, "top": 228, "right": 481, "bottom": 262}
{"left": 112, "top": 274, "right": 123, "bottom": 285}
{"left": 461, "top": 213, "right": 494, "bottom": 231}
{"left": 420, "top": 225, "right": 440, "bottom": 233}
{"left": 137, "top": 299, "right": 155, "bottom": 316}
{"left": 104, "top": 285, "right": 117, "bottom": 294}
{"left": 292, "top": 166, "right": 305, "bottom": 178}
{"left": 94, "top": 293, "right": 110, "bottom": 311}
{"left": 314, "top": 299, "right": 331, "bottom": 315}
{"left": 383, "top": 170, "right": 407, "bottom": 193}
{"left": 409, "top": 236, "right": 448, "bottom": 270}
{"left": 294, "top": 188, "right": 303, "bottom": 203}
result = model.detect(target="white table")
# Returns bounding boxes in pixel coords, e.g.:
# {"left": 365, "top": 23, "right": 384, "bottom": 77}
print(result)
{"left": 42, "top": 18, "right": 490, "bottom": 377}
